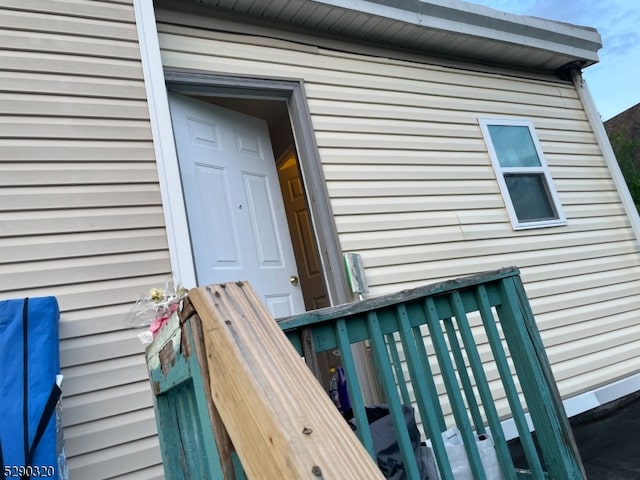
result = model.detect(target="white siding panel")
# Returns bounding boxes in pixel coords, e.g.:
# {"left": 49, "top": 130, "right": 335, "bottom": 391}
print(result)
{"left": 0, "top": 185, "right": 161, "bottom": 211}
{"left": 60, "top": 303, "right": 153, "bottom": 339}
{"left": 63, "top": 381, "right": 154, "bottom": 427}
{"left": 65, "top": 408, "right": 158, "bottom": 457}
{"left": 328, "top": 180, "right": 497, "bottom": 197}
{"left": 0, "top": 28, "right": 141, "bottom": 59}
{"left": 0, "top": 117, "right": 152, "bottom": 139}
{"left": 63, "top": 355, "right": 148, "bottom": 398}
{"left": 60, "top": 330, "right": 146, "bottom": 368}
{"left": 2, "top": 50, "right": 144, "bottom": 78}
{"left": 0, "top": 94, "right": 151, "bottom": 118}
{"left": 1, "top": 1, "right": 164, "bottom": 477}
{"left": 0, "top": 8, "right": 138, "bottom": 40}
{"left": 68, "top": 437, "right": 162, "bottom": 480}
{"left": 0, "top": 229, "right": 168, "bottom": 264}
{"left": 0, "top": 251, "right": 170, "bottom": 291}
{"left": 319, "top": 148, "right": 487, "bottom": 165}
{"left": 0, "top": 207, "right": 166, "bottom": 236}
{"left": 0, "top": 71, "right": 147, "bottom": 99}
{"left": 0, "top": 0, "right": 136, "bottom": 22}
{"left": 0, "top": 162, "right": 158, "bottom": 185}
{"left": 11, "top": 275, "right": 171, "bottom": 315}
{"left": 0, "top": 139, "right": 155, "bottom": 161}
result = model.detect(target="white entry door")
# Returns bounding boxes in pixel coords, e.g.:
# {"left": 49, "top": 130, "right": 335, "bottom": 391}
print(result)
{"left": 168, "top": 93, "right": 305, "bottom": 318}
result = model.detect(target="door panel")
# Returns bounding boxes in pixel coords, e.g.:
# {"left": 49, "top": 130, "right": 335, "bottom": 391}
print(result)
{"left": 278, "top": 158, "right": 329, "bottom": 310}
{"left": 195, "top": 163, "right": 242, "bottom": 267}
{"left": 243, "top": 172, "right": 285, "bottom": 266}
{"left": 169, "top": 92, "right": 305, "bottom": 318}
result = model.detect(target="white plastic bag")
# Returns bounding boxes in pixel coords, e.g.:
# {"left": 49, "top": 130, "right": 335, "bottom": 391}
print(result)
{"left": 424, "top": 428, "right": 503, "bottom": 480}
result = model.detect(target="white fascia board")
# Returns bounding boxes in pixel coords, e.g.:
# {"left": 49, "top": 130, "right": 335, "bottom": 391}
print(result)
{"left": 312, "top": 0, "right": 601, "bottom": 64}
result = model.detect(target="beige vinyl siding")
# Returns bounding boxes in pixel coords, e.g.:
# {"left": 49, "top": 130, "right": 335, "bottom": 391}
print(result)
{"left": 156, "top": 11, "right": 640, "bottom": 414}
{"left": 0, "top": 1, "right": 165, "bottom": 478}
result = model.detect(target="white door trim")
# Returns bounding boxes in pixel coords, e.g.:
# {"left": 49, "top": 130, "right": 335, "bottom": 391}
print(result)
{"left": 133, "top": 0, "right": 196, "bottom": 287}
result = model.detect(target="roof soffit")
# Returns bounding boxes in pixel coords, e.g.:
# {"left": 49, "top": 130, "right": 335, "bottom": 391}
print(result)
{"left": 165, "top": 0, "right": 602, "bottom": 72}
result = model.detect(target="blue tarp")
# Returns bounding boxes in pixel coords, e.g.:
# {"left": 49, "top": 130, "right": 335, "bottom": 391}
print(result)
{"left": 0, "top": 297, "right": 61, "bottom": 478}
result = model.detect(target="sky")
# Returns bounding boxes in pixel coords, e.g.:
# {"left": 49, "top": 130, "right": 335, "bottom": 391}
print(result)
{"left": 464, "top": 0, "right": 640, "bottom": 121}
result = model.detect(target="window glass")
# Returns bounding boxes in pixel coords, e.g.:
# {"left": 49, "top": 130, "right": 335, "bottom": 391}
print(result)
{"left": 488, "top": 125, "right": 541, "bottom": 168}
{"left": 504, "top": 174, "right": 556, "bottom": 221}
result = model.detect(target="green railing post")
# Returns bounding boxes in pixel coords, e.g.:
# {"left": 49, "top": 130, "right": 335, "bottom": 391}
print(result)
{"left": 498, "top": 278, "right": 586, "bottom": 480}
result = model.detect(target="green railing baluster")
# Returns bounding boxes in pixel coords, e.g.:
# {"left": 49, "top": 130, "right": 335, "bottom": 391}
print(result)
{"left": 335, "top": 317, "right": 376, "bottom": 458}
{"left": 395, "top": 304, "right": 456, "bottom": 480}
{"left": 476, "top": 283, "right": 546, "bottom": 478}
{"left": 423, "top": 296, "right": 488, "bottom": 480}
{"left": 442, "top": 313, "right": 485, "bottom": 434}
{"left": 412, "top": 324, "right": 448, "bottom": 432}
{"left": 386, "top": 331, "right": 412, "bottom": 405}
{"left": 367, "top": 310, "right": 422, "bottom": 480}
{"left": 452, "top": 289, "right": 518, "bottom": 480}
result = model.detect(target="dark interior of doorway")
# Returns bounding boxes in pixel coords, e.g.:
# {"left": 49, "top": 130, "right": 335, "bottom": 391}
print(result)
{"left": 194, "top": 95, "right": 343, "bottom": 388}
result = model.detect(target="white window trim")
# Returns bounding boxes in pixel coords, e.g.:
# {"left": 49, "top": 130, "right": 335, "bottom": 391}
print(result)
{"left": 479, "top": 118, "right": 567, "bottom": 230}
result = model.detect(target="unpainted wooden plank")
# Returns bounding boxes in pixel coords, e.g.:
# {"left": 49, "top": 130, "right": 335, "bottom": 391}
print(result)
{"left": 189, "top": 281, "right": 384, "bottom": 480}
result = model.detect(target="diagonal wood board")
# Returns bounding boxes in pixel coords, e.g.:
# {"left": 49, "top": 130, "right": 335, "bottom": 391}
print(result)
{"left": 189, "top": 281, "right": 384, "bottom": 480}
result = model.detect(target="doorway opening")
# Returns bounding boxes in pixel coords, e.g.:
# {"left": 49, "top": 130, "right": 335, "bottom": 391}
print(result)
{"left": 166, "top": 77, "right": 348, "bottom": 388}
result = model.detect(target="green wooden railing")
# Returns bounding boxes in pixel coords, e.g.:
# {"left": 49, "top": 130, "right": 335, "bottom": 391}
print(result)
{"left": 279, "top": 267, "right": 586, "bottom": 480}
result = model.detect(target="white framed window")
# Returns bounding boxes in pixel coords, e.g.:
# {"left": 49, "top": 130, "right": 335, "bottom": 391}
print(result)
{"left": 479, "top": 118, "right": 566, "bottom": 230}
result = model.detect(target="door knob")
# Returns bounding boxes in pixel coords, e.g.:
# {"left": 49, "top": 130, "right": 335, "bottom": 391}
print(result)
{"left": 290, "top": 276, "right": 299, "bottom": 285}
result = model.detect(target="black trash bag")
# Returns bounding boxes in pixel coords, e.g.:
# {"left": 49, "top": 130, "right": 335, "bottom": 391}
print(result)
{"left": 350, "top": 405, "right": 429, "bottom": 480}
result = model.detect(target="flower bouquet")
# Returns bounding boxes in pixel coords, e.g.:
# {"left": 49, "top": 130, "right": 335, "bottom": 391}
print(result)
{"left": 126, "top": 278, "right": 188, "bottom": 344}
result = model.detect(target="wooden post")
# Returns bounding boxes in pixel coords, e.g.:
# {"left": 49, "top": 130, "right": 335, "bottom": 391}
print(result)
{"left": 189, "top": 281, "right": 384, "bottom": 480}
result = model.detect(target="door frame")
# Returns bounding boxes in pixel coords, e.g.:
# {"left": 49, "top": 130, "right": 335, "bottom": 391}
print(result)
{"left": 162, "top": 69, "right": 351, "bottom": 306}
